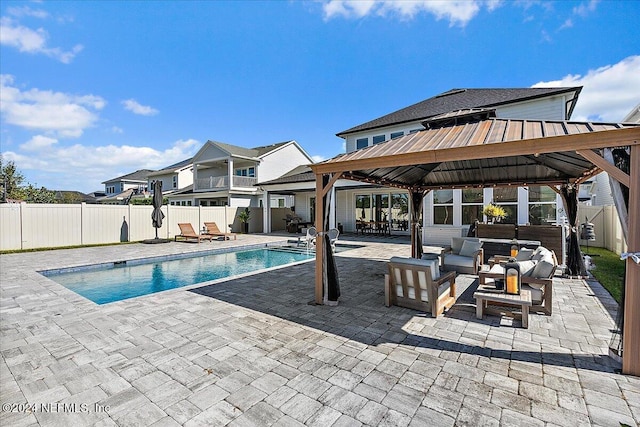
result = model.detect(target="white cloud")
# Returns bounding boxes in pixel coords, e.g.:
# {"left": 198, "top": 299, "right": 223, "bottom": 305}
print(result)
{"left": 7, "top": 6, "right": 49, "bottom": 19}
{"left": 0, "top": 75, "right": 106, "bottom": 138}
{"left": 573, "top": 0, "right": 599, "bottom": 17}
{"left": 0, "top": 17, "right": 83, "bottom": 63}
{"left": 532, "top": 55, "right": 640, "bottom": 122}
{"left": 122, "top": 99, "right": 159, "bottom": 116}
{"left": 311, "top": 155, "right": 326, "bottom": 163}
{"left": 2, "top": 139, "right": 200, "bottom": 192}
{"left": 20, "top": 135, "right": 58, "bottom": 151}
{"left": 321, "top": 0, "right": 501, "bottom": 26}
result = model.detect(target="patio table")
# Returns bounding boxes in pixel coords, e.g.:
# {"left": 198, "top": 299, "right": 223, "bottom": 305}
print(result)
{"left": 474, "top": 286, "right": 532, "bottom": 328}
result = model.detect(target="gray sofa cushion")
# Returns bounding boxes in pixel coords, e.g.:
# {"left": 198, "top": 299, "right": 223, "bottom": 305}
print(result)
{"left": 459, "top": 240, "right": 482, "bottom": 257}
{"left": 518, "top": 260, "right": 537, "bottom": 276}
{"left": 515, "top": 248, "right": 535, "bottom": 261}
{"left": 531, "top": 260, "right": 555, "bottom": 280}
{"left": 443, "top": 254, "right": 475, "bottom": 268}
{"left": 450, "top": 237, "right": 479, "bottom": 255}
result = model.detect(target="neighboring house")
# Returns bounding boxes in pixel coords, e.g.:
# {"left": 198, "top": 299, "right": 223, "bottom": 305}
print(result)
{"left": 146, "top": 158, "right": 193, "bottom": 196}
{"left": 261, "top": 87, "right": 583, "bottom": 242}
{"left": 167, "top": 140, "right": 313, "bottom": 207}
{"left": 99, "top": 169, "right": 154, "bottom": 204}
{"left": 578, "top": 102, "right": 640, "bottom": 206}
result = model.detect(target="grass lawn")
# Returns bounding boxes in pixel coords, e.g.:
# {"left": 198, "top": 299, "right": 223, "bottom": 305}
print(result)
{"left": 582, "top": 246, "right": 625, "bottom": 304}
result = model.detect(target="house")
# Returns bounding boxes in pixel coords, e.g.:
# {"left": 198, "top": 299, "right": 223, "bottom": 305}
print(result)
{"left": 261, "top": 87, "right": 583, "bottom": 243}
{"left": 146, "top": 158, "right": 193, "bottom": 196}
{"left": 166, "top": 140, "right": 313, "bottom": 208}
{"left": 578, "top": 102, "right": 640, "bottom": 206}
{"left": 98, "top": 169, "right": 154, "bottom": 204}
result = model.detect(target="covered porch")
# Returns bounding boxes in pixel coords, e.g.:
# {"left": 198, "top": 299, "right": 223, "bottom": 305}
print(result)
{"left": 311, "top": 111, "right": 640, "bottom": 375}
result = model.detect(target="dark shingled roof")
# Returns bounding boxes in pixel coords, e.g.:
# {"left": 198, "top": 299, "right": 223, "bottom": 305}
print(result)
{"left": 102, "top": 169, "right": 155, "bottom": 184}
{"left": 209, "top": 140, "right": 293, "bottom": 158}
{"left": 150, "top": 158, "right": 193, "bottom": 174}
{"left": 260, "top": 165, "right": 315, "bottom": 185}
{"left": 336, "top": 87, "right": 582, "bottom": 137}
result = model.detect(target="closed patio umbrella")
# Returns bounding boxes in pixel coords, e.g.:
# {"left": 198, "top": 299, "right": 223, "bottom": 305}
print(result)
{"left": 151, "top": 180, "right": 165, "bottom": 240}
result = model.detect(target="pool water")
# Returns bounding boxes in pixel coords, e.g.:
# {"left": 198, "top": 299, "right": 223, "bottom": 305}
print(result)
{"left": 43, "top": 247, "right": 314, "bottom": 304}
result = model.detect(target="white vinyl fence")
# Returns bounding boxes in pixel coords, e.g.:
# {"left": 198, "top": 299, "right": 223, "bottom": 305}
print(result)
{"left": 0, "top": 203, "right": 264, "bottom": 251}
{"left": 577, "top": 205, "right": 627, "bottom": 255}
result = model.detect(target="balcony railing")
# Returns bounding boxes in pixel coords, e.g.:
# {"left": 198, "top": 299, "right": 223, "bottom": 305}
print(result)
{"left": 195, "top": 175, "right": 257, "bottom": 191}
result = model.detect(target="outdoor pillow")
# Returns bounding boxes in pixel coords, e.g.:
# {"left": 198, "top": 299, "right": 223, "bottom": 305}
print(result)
{"left": 515, "top": 248, "right": 534, "bottom": 261}
{"left": 517, "top": 260, "right": 537, "bottom": 276}
{"left": 450, "top": 237, "right": 465, "bottom": 254}
{"left": 532, "top": 247, "right": 551, "bottom": 261}
{"left": 531, "top": 260, "right": 555, "bottom": 279}
{"left": 459, "top": 240, "right": 482, "bottom": 258}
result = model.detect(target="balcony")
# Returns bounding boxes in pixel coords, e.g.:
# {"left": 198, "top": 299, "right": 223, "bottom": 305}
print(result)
{"left": 195, "top": 175, "right": 258, "bottom": 191}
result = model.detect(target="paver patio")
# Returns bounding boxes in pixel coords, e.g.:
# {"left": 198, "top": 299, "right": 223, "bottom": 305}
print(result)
{"left": 1, "top": 235, "right": 638, "bottom": 426}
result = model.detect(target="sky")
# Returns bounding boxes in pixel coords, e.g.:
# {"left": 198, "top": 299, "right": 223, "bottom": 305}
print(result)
{"left": 1, "top": 0, "right": 639, "bottom": 194}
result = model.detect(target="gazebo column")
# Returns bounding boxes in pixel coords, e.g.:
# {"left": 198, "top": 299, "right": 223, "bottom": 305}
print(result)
{"left": 314, "top": 172, "right": 343, "bottom": 305}
{"left": 623, "top": 144, "right": 640, "bottom": 376}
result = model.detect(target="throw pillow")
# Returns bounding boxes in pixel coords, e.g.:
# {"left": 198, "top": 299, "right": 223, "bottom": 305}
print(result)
{"left": 531, "top": 260, "right": 555, "bottom": 279}
{"left": 517, "top": 260, "right": 537, "bottom": 276}
{"left": 515, "top": 248, "right": 534, "bottom": 261}
{"left": 451, "top": 237, "right": 465, "bottom": 255}
{"left": 459, "top": 240, "right": 482, "bottom": 258}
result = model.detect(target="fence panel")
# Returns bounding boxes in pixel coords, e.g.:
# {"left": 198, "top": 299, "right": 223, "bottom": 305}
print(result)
{"left": 82, "top": 204, "right": 130, "bottom": 245}
{"left": 200, "top": 207, "right": 230, "bottom": 234}
{"left": 0, "top": 204, "right": 23, "bottom": 250}
{"left": 21, "top": 204, "right": 82, "bottom": 249}
{"left": 167, "top": 206, "right": 201, "bottom": 239}
{"left": 129, "top": 205, "right": 165, "bottom": 241}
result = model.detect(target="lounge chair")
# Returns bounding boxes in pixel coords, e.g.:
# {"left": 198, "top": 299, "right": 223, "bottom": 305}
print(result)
{"left": 175, "top": 223, "right": 213, "bottom": 243}
{"left": 385, "top": 257, "right": 457, "bottom": 317}
{"left": 203, "top": 222, "right": 237, "bottom": 240}
{"left": 327, "top": 228, "right": 339, "bottom": 250}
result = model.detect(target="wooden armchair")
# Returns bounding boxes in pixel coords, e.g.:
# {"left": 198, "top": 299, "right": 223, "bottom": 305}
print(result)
{"left": 384, "top": 257, "right": 457, "bottom": 317}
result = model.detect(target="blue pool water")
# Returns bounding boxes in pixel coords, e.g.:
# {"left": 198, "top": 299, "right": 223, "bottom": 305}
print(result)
{"left": 43, "top": 247, "right": 314, "bottom": 304}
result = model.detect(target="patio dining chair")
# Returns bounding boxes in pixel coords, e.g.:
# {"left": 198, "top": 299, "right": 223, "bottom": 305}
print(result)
{"left": 305, "top": 227, "right": 317, "bottom": 249}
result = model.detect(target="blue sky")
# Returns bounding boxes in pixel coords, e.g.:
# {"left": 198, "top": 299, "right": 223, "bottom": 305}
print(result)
{"left": 1, "top": 0, "right": 639, "bottom": 194}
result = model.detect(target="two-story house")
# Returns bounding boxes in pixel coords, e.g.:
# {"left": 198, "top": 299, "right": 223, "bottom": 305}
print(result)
{"left": 167, "top": 140, "right": 314, "bottom": 207}
{"left": 146, "top": 158, "right": 194, "bottom": 197}
{"left": 98, "top": 169, "right": 154, "bottom": 204}
{"left": 261, "top": 87, "right": 583, "bottom": 242}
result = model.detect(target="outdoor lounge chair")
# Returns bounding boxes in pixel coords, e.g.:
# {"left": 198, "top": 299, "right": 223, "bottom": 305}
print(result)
{"left": 175, "top": 223, "right": 213, "bottom": 243}
{"left": 305, "top": 227, "right": 317, "bottom": 249}
{"left": 203, "top": 222, "right": 237, "bottom": 240}
{"left": 385, "top": 257, "right": 457, "bottom": 317}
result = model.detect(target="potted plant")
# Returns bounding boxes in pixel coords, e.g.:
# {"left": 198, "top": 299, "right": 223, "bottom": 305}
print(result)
{"left": 482, "top": 203, "right": 507, "bottom": 224}
{"left": 238, "top": 207, "right": 251, "bottom": 233}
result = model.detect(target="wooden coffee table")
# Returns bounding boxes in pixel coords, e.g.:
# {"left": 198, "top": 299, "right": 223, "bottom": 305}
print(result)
{"left": 474, "top": 287, "right": 532, "bottom": 328}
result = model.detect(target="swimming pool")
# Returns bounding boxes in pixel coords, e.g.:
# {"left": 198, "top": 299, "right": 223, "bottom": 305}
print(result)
{"left": 42, "top": 246, "right": 314, "bottom": 304}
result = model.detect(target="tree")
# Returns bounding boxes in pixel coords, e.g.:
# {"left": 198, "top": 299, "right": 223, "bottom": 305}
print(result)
{"left": 0, "top": 156, "right": 55, "bottom": 203}
{"left": 1, "top": 155, "right": 25, "bottom": 202}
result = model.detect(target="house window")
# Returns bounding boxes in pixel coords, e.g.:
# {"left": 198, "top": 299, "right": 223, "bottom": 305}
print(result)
{"left": 373, "top": 194, "right": 389, "bottom": 222}
{"left": 234, "top": 167, "right": 255, "bottom": 177}
{"left": 409, "top": 129, "right": 421, "bottom": 134}
{"left": 433, "top": 189, "right": 454, "bottom": 225}
{"left": 356, "top": 138, "right": 368, "bottom": 149}
{"left": 172, "top": 176, "right": 177, "bottom": 189}
{"left": 390, "top": 131, "right": 404, "bottom": 139}
{"left": 493, "top": 187, "right": 518, "bottom": 224}
{"left": 278, "top": 198, "right": 285, "bottom": 208}
{"left": 372, "top": 135, "right": 385, "bottom": 145}
{"left": 462, "top": 188, "right": 483, "bottom": 225}
{"left": 391, "top": 193, "right": 408, "bottom": 231}
{"left": 528, "top": 186, "right": 556, "bottom": 225}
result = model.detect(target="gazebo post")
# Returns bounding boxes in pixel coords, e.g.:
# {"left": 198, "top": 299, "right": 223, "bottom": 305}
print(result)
{"left": 315, "top": 174, "right": 324, "bottom": 305}
{"left": 622, "top": 144, "right": 640, "bottom": 376}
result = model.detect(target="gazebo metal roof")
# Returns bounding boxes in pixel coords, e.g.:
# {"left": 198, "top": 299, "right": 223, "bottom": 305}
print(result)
{"left": 315, "top": 117, "right": 640, "bottom": 191}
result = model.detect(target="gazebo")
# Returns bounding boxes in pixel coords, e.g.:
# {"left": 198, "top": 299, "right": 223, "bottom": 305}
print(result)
{"left": 310, "top": 111, "right": 640, "bottom": 375}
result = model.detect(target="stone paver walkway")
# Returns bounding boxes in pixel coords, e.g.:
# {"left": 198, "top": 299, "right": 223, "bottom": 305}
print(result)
{"left": 1, "top": 235, "right": 638, "bottom": 426}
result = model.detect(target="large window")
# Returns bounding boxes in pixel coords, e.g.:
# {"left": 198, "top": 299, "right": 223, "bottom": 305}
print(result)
{"left": 528, "top": 186, "right": 556, "bottom": 225}
{"left": 373, "top": 194, "right": 389, "bottom": 222}
{"left": 493, "top": 187, "right": 518, "bottom": 224}
{"left": 355, "top": 194, "right": 371, "bottom": 221}
{"left": 356, "top": 138, "right": 368, "bottom": 149}
{"left": 390, "top": 131, "right": 404, "bottom": 139}
{"left": 372, "top": 135, "right": 385, "bottom": 145}
{"left": 433, "top": 189, "right": 454, "bottom": 225}
{"left": 391, "top": 193, "right": 408, "bottom": 231}
{"left": 462, "top": 188, "right": 483, "bottom": 225}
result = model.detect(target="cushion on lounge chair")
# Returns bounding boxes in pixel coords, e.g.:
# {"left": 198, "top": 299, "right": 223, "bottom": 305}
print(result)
{"left": 450, "top": 237, "right": 479, "bottom": 255}
{"left": 530, "top": 260, "right": 555, "bottom": 281}
{"left": 442, "top": 254, "right": 476, "bottom": 269}
{"left": 459, "top": 240, "right": 482, "bottom": 257}
{"left": 518, "top": 260, "right": 537, "bottom": 276}
{"left": 515, "top": 248, "right": 535, "bottom": 261}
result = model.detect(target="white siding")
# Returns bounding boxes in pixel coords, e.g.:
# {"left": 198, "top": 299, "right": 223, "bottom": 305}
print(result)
{"left": 497, "top": 96, "right": 567, "bottom": 121}
{"left": 259, "top": 143, "right": 311, "bottom": 183}
{"left": 177, "top": 167, "right": 193, "bottom": 189}
{"left": 192, "top": 143, "right": 228, "bottom": 163}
